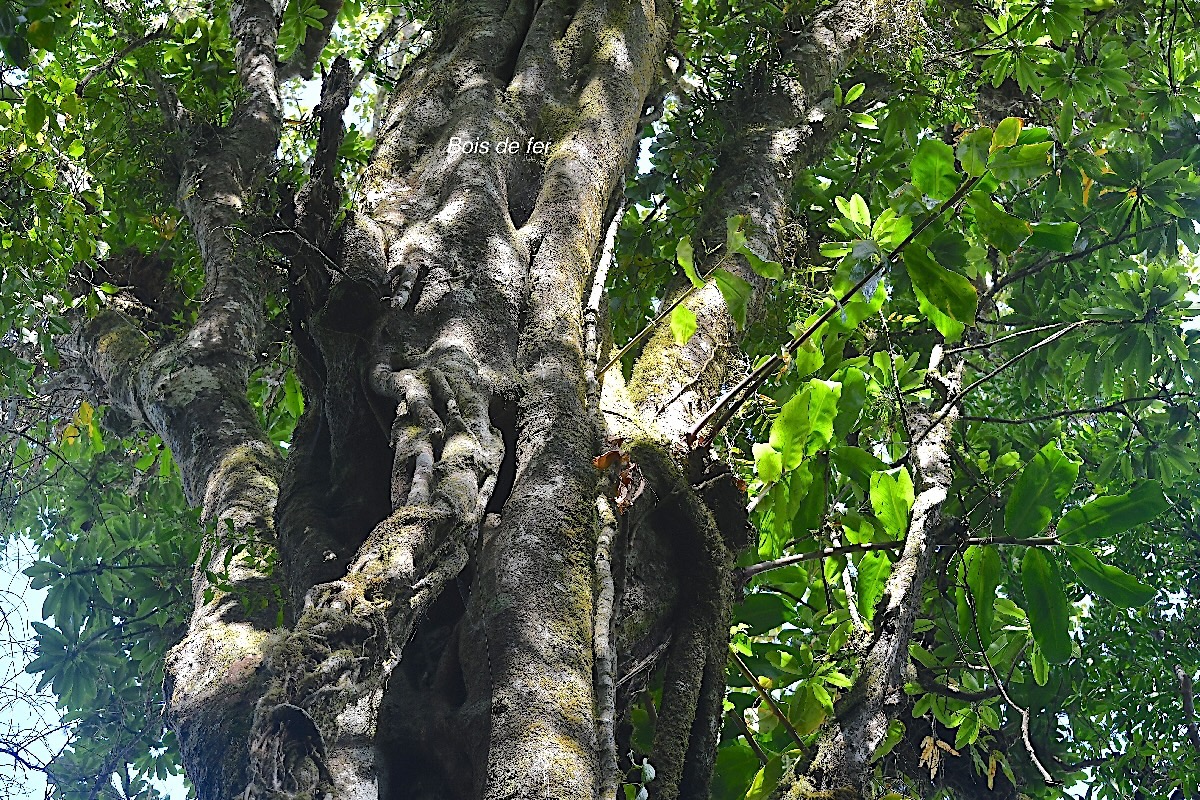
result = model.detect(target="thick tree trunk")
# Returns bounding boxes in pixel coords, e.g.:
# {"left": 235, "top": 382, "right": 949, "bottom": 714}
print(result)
{"left": 62, "top": 0, "right": 922, "bottom": 797}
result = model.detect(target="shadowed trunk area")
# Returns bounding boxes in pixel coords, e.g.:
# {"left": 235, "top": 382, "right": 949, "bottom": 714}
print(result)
{"left": 233, "top": 1, "right": 727, "bottom": 798}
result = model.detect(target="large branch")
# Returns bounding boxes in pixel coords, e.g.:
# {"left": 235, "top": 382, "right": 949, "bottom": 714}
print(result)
{"left": 61, "top": 4, "right": 302, "bottom": 795}
{"left": 804, "top": 346, "right": 964, "bottom": 795}
{"left": 618, "top": 0, "right": 893, "bottom": 443}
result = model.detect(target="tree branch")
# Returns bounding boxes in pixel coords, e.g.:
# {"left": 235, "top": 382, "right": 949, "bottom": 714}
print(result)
{"left": 1176, "top": 665, "right": 1200, "bottom": 752}
{"left": 806, "top": 345, "right": 964, "bottom": 793}
{"left": 962, "top": 395, "right": 1171, "bottom": 424}
{"left": 277, "top": 0, "right": 344, "bottom": 82}
{"left": 737, "top": 540, "right": 904, "bottom": 585}
{"left": 620, "top": 0, "right": 900, "bottom": 443}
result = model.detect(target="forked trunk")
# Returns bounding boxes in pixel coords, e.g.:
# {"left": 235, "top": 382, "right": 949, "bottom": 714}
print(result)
{"left": 66, "top": 0, "right": 899, "bottom": 796}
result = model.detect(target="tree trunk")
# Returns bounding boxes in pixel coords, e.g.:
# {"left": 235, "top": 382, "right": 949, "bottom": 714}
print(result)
{"left": 62, "top": 0, "right": 917, "bottom": 798}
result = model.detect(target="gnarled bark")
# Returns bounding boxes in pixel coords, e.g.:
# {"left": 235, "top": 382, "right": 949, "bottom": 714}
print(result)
{"left": 59, "top": 0, "right": 920, "bottom": 797}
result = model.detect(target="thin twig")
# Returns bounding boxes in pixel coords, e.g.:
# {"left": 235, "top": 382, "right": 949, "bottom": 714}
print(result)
{"left": 962, "top": 395, "right": 1170, "bottom": 425}
{"left": 78, "top": 26, "right": 169, "bottom": 92}
{"left": 943, "top": 321, "right": 1075, "bottom": 354}
{"left": 351, "top": 12, "right": 413, "bottom": 90}
{"left": 964, "top": 536, "right": 1058, "bottom": 546}
{"left": 737, "top": 540, "right": 904, "bottom": 585}
{"left": 906, "top": 321, "right": 1086, "bottom": 454}
{"left": 730, "top": 709, "right": 769, "bottom": 765}
{"left": 731, "top": 649, "right": 808, "bottom": 751}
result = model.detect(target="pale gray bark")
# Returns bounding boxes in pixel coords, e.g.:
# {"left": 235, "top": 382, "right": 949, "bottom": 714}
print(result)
{"left": 805, "top": 347, "right": 963, "bottom": 794}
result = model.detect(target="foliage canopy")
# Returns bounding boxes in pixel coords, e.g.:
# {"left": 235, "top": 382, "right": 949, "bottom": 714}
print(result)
{"left": 1, "top": 0, "right": 1199, "bottom": 798}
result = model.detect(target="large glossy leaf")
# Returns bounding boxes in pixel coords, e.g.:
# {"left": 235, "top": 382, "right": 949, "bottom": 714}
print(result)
{"left": 902, "top": 245, "right": 978, "bottom": 325}
{"left": 830, "top": 446, "right": 887, "bottom": 490}
{"left": 677, "top": 235, "right": 703, "bottom": 287}
{"left": 735, "top": 593, "right": 793, "bottom": 635}
{"left": 1021, "top": 548, "right": 1073, "bottom": 664}
{"left": 1057, "top": 481, "right": 1168, "bottom": 543}
{"left": 988, "top": 142, "right": 1054, "bottom": 182}
{"left": 1063, "top": 545, "right": 1156, "bottom": 607}
{"left": 744, "top": 755, "right": 784, "bottom": 800}
{"left": 957, "top": 545, "right": 1002, "bottom": 649}
{"left": 769, "top": 379, "right": 842, "bottom": 471}
{"left": 753, "top": 443, "right": 782, "bottom": 483}
{"left": 1027, "top": 221, "right": 1079, "bottom": 253}
{"left": 967, "top": 193, "right": 1032, "bottom": 252}
{"left": 714, "top": 268, "right": 753, "bottom": 329}
{"left": 870, "top": 467, "right": 914, "bottom": 538}
{"left": 857, "top": 550, "right": 892, "bottom": 621}
{"left": 1005, "top": 443, "right": 1079, "bottom": 539}
{"left": 912, "top": 138, "right": 959, "bottom": 200}
{"left": 956, "top": 127, "right": 992, "bottom": 177}
{"left": 670, "top": 304, "right": 697, "bottom": 345}
{"left": 789, "top": 685, "right": 827, "bottom": 736}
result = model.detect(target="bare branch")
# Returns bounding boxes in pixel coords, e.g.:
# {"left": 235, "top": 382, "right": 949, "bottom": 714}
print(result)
{"left": 737, "top": 540, "right": 904, "bottom": 585}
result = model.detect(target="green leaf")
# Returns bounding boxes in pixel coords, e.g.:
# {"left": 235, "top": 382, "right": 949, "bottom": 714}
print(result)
{"left": 1027, "top": 221, "right": 1079, "bottom": 253}
{"left": 857, "top": 550, "right": 891, "bottom": 621}
{"left": 991, "top": 117, "right": 1023, "bottom": 152}
{"left": 742, "top": 249, "right": 784, "bottom": 280}
{"left": 24, "top": 93, "right": 46, "bottom": 133}
{"left": 911, "top": 139, "right": 960, "bottom": 200}
{"left": 1005, "top": 443, "right": 1080, "bottom": 538}
{"left": 902, "top": 245, "right": 978, "bottom": 324}
{"left": 871, "top": 720, "right": 905, "bottom": 763}
{"left": 957, "top": 545, "right": 1001, "bottom": 649}
{"left": 967, "top": 193, "right": 1032, "bottom": 252}
{"left": 1031, "top": 643, "right": 1049, "bottom": 686}
{"left": 769, "top": 379, "right": 842, "bottom": 471}
{"left": 67, "top": 139, "right": 85, "bottom": 158}
{"left": 1057, "top": 481, "right": 1168, "bottom": 543}
{"left": 1063, "top": 545, "right": 1156, "bottom": 607}
{"left": 726, "top": 215, "right": 749, "bottom": 257}
{"left": 670, "top": 304, "right": 697, "bottom": 346}
{"left": 1021, "top": 548, "right": 1073, "bottom": 664}
{"left": 753, "top": 443, "right": 782, "bottom": 483}
{"left": 988, "top": 142, "right": 1054, "bottom": 182}
{"left": 726, "top": 213, "right": 784, "bottom": 278}
{"left": 844, "top": 83, "right": 866, "bottom": 103}
{"left": 677, "top": 236, "right": 702, "bottom": 288}
{"left": 283, "top": 371, "right": 304, "bottom": 418}
{"left": 734, "top": 592, "right": 792, "bottom": 633}
{"left": 714, "top": 269, "right": 753, "bottom": 329}
{"left": 871, "top": 208, "right": 913, "bottom": 250}
{"left": 913, "top": 282, "right": 965, "bottom": 342}
{"left": 830, "top": 446, "right": 887, "bottom": 489}
{"left": 832, "top": 367, "right": 869, "bottom": 438}
{"left": 744, "top": 755, "right": 784, "bottom": 800}
{"left": 954, "top": 711, "right": 980, "bottom": 750}
{"left": 789, "top": 685, "right": 827, "bottom": 736}
{"left": 835, "top": 194, "right": 871, "bottom": 229}
{"left": 956, "top": 128, "right": 993, "bottom": 178}
{"left": 870, "top": 467, "right": 914, "bottom": 538}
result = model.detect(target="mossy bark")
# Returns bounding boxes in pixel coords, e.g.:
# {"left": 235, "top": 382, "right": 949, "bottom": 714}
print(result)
{"left": 62, "top": 0, "right": 910, "bottom": 797}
